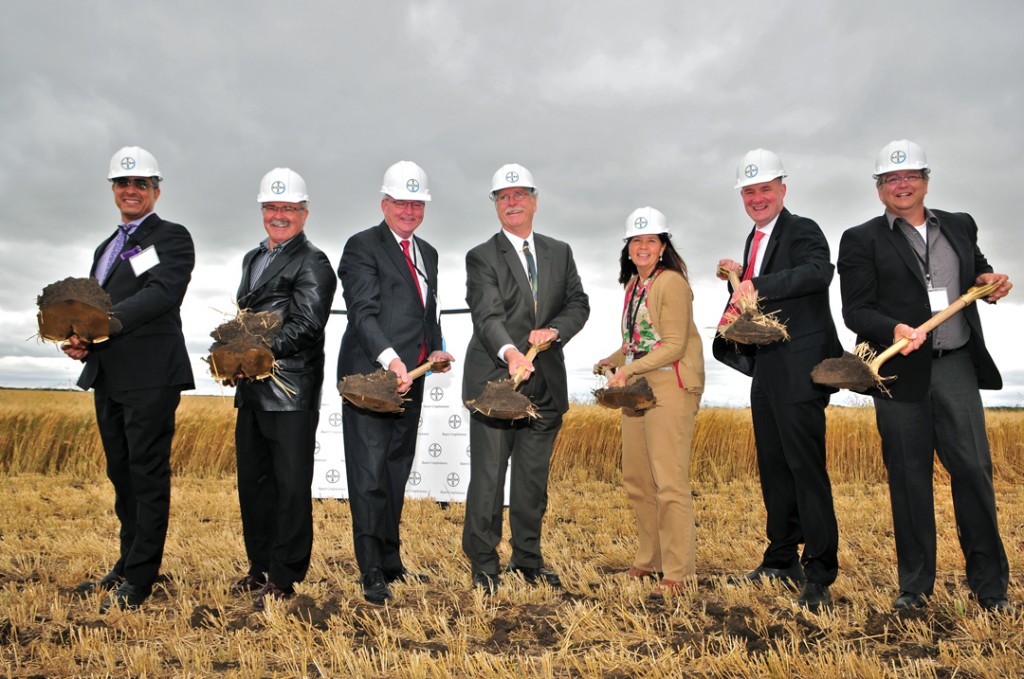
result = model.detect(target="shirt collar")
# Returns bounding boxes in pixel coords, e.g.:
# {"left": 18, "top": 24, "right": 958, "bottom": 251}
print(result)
{"left": 885, "top": 207, "right": 938, "bottom": 230}
{"left": 121, "top": 211, "right": 155, "bottom": 232}
{"left": 502, "top": 228, "right": 534, "bottom": 251}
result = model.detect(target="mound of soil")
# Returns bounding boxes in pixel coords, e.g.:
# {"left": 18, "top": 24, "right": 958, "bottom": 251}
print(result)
{"left": 594, "top": 376, "right": 657, "bottom": 411}
{"left": 36, "top": 277, "right": 120, "bottom": 341}
{"left": 205, "top": 310, "right": 282, "bottom": 384}
{"left": 338, "top": 371, "right": 405, "bottom": 413}
{"left": 466, "top": 380, "right": 537, "bottom": 420}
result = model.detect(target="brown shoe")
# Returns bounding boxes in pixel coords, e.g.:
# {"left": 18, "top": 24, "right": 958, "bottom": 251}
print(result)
{"left": 624, "top": 567, "right": 662, "bottom": 580}
{"left": 231, "top": 573, "right": 267, "bottom": 595}
{"left": 649, "top": 579, "right": 689, "bottom": 600}
{"left": 253, "top": 581, "right": 294, "bottom": 611}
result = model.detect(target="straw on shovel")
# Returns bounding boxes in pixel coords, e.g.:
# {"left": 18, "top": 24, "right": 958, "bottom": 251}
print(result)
{"left": 339, "top": 358, "right": 452, "bottom": 413}
{"left": 465, "top": 342, "right": 551, "bottom": 420}
{"left": 716, "top": 266, "right": 789, "bottom": 345}
{"left": 811, "top": 281, "right": 1001, "bottom": 394}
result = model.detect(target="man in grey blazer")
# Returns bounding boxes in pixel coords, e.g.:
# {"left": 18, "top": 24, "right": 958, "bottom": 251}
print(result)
{"left": 338, "top": 161, "right": 454, "bottom": 604}
{"left": 462, "top": 163, "right": 590, "bottom": 594}
{"left": 231, "top": 168, "right": 336, "bottom": 610}
{"left": 838, "top": 140, "right": 1013, "bottom": 614}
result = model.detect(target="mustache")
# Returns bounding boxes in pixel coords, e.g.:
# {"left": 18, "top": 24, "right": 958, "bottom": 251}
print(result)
{"left": 269, "top": 219, "right": 290, "bottom": 227}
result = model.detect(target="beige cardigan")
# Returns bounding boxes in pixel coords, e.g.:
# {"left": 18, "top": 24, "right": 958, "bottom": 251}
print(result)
{"left": 602, "top": 269, "right": 705, "bottom": 394}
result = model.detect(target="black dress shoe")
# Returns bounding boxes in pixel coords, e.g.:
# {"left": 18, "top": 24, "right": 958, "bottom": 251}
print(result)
{"left": 732, "top": 564, "right": 805, "bottom": 589}
{"left": 77, "top": 568, "right": 123, "bottom": 595}
{"left": 253, "top": 581, "right": 295, "bottom": 611}
{"left": 979, "top": 597, "right": 1016, "bottom": 615}
{"left": 506, "top": 563, "right": 562, "bottom": 589}
{"left": 362, "top": 569, "right": 393, "bottom": 604}
{"left": 99, "top": 581, "right": 152, "bottom": 613}
{"left": 384, "top": 568, "right": 430, "bottom": 585}
{"left": 797, "top": 581, "right": 832, "bottom": 613}
{"left": 893, "top": 591, "right": 927, "bottom": 610}
{"left": 472, "top": 572, "right": 500, "bottom": 596}
{"left": 231, "top": 573, "right": 267, "bottom": 595}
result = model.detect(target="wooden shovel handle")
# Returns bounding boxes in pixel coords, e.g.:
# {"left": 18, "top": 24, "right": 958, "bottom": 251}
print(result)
{"left": 404, "top": 358, "right": 451, "bottom": 383}
{"left": 871, "top": 282, "right": 1001, "bottom": 368}
{"left": 512, "top": 342, "right": 552, "bottom": 388}
{"left": 717, "top": 265, "right": 743, "bottom": 291}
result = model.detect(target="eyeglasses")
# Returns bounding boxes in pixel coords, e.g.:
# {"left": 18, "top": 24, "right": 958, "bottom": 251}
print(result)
{"left": 261, "top": 204, "right": 307, "bottom": 214}
{"left": 112, "top": 178, "right": 154, "bottom": 190}
{"left": 495, "top": 190, "right": 534, "bottom": 204}
{"left": 880, "top": 173, "right": 924, "bottom": 186}
{"left": 385, "top": 198, "right": 426, "bottom": 211}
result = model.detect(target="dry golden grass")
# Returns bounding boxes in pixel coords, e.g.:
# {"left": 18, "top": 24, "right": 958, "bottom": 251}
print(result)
{"left": 2, "top": 389, "right": 1024, "bottom": 677}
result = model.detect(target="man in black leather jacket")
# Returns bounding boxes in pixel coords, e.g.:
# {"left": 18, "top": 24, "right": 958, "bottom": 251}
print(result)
{"left": 230, "top": 168, "right": 336, "bottom": 610}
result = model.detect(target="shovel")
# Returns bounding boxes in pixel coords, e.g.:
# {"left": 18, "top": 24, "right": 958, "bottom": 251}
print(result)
{"left": 592, "top": 365, "right": 657, "bottom": 411}
{"left": 465, "top": 342, "right": 551, "bottom": 420}
{"left": 339, "top": 358, "right": 451, "bottom": 413}
{"left": 716, "top": 266, "right": 789, "bottom": 345}
{"left": 811, "top": 282, "right": 1000, "bottom": 393}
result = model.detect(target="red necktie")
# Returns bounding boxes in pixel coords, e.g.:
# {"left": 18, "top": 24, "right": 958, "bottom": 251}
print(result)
{"left": 743, "top": 228, "right": 767, "bottom": 281}
{"left": 401, "top": 240, "right": 428, "bottom": 363}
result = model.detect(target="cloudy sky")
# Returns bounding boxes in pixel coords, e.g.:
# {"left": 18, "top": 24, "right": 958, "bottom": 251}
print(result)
{"left": 2, "top": 2, "right": 1022, "bottom": 407}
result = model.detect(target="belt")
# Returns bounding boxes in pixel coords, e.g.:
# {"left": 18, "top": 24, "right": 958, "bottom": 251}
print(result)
{"left": 933, "top": 346, "right": 963, "bottom": 359}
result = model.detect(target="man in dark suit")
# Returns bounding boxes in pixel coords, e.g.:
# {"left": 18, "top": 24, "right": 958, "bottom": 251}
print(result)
{"left": 63, "top": 146, "right": 194, "bottom": 612}
{"left": 838, "top": 139, "right": 1013, "bottom": 614}
{"left": 462, "top": 163, "right": 590, "bottom": 594}
{"left": 338, "top": 161, "right": 454, "bottom": 604}
{"left": 231, "top": 168, "right": 336, "bottom": 610}
{"left": 713, "top": 149, "right": 842, "bottom": 612}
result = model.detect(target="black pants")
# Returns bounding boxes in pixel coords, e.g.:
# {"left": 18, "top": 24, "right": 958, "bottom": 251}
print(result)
{"left": 235, "top": 408, "right": 318, "bottom": 589}
{"left": 343, "top": 378, "right": 424, "bottom": 581}
{"left": 873, "top": 350, "right": 1008, "bottom": 599}
{"left": 93, "top": 379, "right": 182, "bottom": 588}
{"left": 462, "top": 381, "right": 562, "bottom": 576}
{"left": 750, "top": 381, "right": 839, "bottom": 586}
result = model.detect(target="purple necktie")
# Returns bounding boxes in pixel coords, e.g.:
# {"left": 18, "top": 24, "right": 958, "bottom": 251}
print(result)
{"left": 98, "top": 226, "right": 131, "bottom": 285}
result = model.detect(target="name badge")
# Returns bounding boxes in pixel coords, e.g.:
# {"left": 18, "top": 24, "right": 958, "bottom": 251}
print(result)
{"left": 625, "top": 353, "right": 634, "bottom": 365}
{"left": 927, "top": 287, "right": 948, "bottom": 314}
{"left": 129, "top": 245, "right": 160, "bottom": 276}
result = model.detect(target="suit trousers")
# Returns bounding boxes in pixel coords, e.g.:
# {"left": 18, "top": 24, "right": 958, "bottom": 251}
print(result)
{"left": 621, "top": 370, "right": 700, "bottom": 581}
{"left": 343, "top": 378, "right": 424, "bottom": 581}
{"left": 235, "top": 408, "right": 318, "bottom": 589}
{"left": 750, "top": 381, "right": 838, "bottom": 585}
{"left": 873, "top": 350, "right": 1009, "bottom": 599}
{"left": 462, "top": 378, "right": 562, "bottom": 575}
{"left": 93, "top": 378, "right": 182, "bottom": 588}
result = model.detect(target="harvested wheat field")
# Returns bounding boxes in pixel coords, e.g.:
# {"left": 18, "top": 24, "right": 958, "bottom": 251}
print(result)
{"left": 2, "top": 389, "right": 1023, "bottom": 678}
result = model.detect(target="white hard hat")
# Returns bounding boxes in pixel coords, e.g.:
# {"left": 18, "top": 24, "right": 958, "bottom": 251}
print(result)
{"left": 257, "top": 168, "right": 308, "bottom": 203}
{"left": 380, "top": 160, "right": 431, "bottom": 201}
{"left": 735, "top": 148, "right": 786, "bottom": 189}
{"left": 623, "top": 207, "right": 671, "bottom": 241}
{"left": 490, "top": 163, "right": 537, "bottom": 199}
{"left": 108, "top": 146, "right": 162, "bottom": 180}
{"left": 874, "top": 139, "right": 928, "bottom": 177}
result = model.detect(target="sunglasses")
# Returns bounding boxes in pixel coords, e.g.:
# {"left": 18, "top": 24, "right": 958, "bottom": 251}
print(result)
{"left": 112, "top": 178, "right": 155, "bottom": 190}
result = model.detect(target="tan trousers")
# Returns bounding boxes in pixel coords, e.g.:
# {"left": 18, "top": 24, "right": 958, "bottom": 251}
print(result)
{"left": 620, "top": 369, "right": 701, "bottom": 581}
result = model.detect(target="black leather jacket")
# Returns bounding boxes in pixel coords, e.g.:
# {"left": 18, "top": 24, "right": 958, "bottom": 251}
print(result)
{"left": 233, "top": 232, "right": 337, "bottom": 411}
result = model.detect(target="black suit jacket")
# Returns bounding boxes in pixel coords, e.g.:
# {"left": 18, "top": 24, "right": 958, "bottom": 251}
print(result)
{"left": 79, "top": 213, "right": 195, "bottom": 392}
{"left": 713, "top": 208, "right": 842, "bottom": 403}
{"left": 462, "top": 231, "right": 590, "bottom": 414}
{"left": 235, "top": 231, "right": 336, "bottom": 412}
{"left": 337, "top": 221, "right": 443, "bottom": 379}
{"left": 837, "top": 209, "right": 1000, "bottom": 401}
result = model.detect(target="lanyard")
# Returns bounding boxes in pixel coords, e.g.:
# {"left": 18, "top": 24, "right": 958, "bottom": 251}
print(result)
{"left": 624, "top": 269, "right": 661, "bottom": 350}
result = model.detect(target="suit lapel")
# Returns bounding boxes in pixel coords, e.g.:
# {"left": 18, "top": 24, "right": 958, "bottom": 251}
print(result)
{"left": 499, "top": 234, "right": 535, "bottom": 324}
{"left": 101, "top": 213, "right": 160, "bottom": 284}
{"left": 247, "top": 232, "right": 307, "bottom": 298}
{"left": 535, "top": 235, "right": 552, "bottom": 322}
{"left": 758, "top": 208, "right": 787, "bottom": 273}
{"left": 881, "top": 220, "right": 927, "bottom": 289}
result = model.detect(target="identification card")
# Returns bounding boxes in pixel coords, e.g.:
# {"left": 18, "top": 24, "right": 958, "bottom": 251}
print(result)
{"left": 625, "top": 353, "right": 634, "bottom": 365}
{"left": 129, "top": 245, "right": 160, "bottom": 276}
{"left": 927, "top": 287, "right": 948, "bottom": 314}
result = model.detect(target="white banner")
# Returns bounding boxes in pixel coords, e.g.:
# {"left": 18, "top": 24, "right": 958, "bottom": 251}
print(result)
{"left": 312, "top": 312, "right": 477, "bottom": 502}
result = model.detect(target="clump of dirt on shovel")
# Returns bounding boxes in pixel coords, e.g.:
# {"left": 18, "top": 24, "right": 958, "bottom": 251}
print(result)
{"left": 465, "top": 380, "right": 537, "bottom": 420}
{"left": 594, "top": 376, "right": 657, "bottom": 411}
{"left": 338, "top": 370, "right": 406, "bottom": 413}
{"left": 36, "top": 277, "right": 121, "bottom": 341}
{"left": 718, "top": 310, "right": 789, "bottom": 345}
{"left": 206, "top": 310, "right": 282, "bottom": 384}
